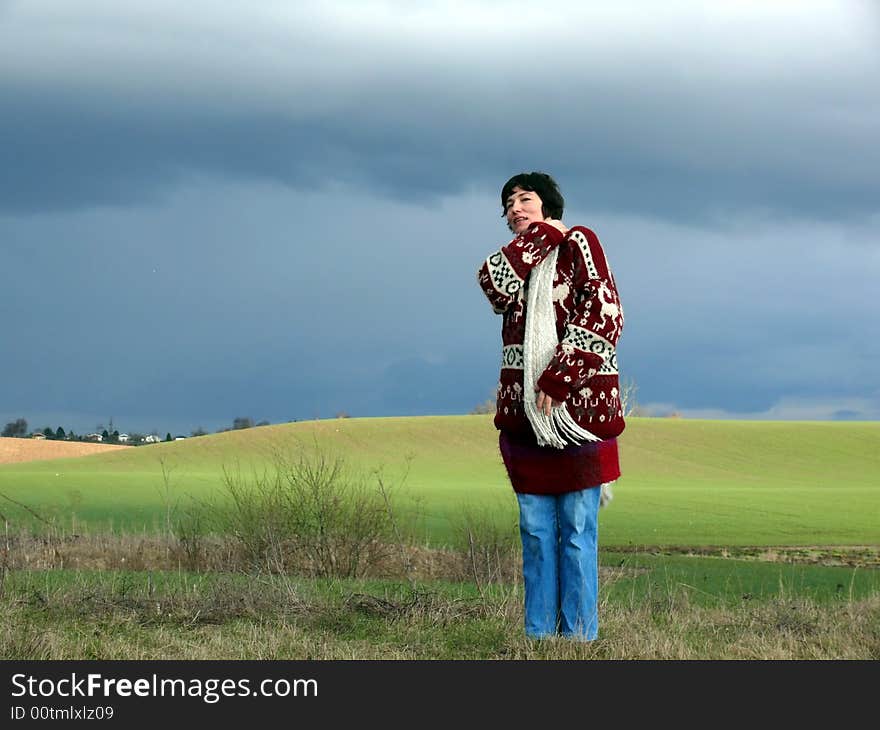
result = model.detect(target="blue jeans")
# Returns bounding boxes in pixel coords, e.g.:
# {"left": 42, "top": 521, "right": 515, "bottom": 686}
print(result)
{"left": 516, "top": 487, "right": 601, "bottom": 640}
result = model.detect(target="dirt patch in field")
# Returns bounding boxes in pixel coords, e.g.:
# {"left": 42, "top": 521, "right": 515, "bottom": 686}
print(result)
{"left": 0, "top": 437, "right": 129, "bottom": 464}
{"left": 611, "top": 544, "right": 880, "bottom": 569}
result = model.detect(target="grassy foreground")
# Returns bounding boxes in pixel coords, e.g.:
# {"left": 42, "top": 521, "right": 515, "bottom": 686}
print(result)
{"left": 2, "top": 567, "right": 877, "bottom": 660}
{"left": 0, "top": 416, "right": 877, "bottom": 547}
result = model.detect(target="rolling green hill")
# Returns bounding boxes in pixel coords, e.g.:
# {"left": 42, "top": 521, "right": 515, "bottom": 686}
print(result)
{"left": 0, "top": 416, "right": 877, "bottom": 547}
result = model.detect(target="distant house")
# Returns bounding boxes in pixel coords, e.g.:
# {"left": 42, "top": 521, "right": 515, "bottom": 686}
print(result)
{"left": 31, "top": 432, "right": 46, "bottom": 440}
{"left": 174, "top": 436, "right": 186, "bottom": 441}
{"left": 143, "top": 434, "right": 161, "bottom": 444}
{"left": 84, "top": 433, "right": 103, "bottom": 442}
{"left": 118, "top": 433, "right": 130, "bottom": 443}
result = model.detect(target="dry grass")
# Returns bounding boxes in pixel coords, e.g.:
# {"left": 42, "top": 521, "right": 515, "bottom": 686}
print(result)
{"left": 0, "top": 528, "right": 643, "bottom": 588}
{"left": 1, "top": 569, "right": 877, "bottom": 660}
{"left": 0, "top": 437, "right": 129, "bottom": 464}
{"left": 1, "top": 522, "right": 876, "bottom": 660}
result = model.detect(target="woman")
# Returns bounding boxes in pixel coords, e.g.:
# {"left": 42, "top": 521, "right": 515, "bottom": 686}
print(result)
{"left": 476, "top": 171, "right": 625, "bottom": 641}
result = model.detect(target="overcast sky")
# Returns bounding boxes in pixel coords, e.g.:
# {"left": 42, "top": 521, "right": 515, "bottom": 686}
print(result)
{"left": 2, "top": 0, "right": 878, "bottom": 436}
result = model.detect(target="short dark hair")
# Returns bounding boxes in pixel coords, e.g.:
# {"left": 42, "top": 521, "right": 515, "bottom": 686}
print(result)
{"left": 501, "top": 171, "right": 565, "bottom": 220}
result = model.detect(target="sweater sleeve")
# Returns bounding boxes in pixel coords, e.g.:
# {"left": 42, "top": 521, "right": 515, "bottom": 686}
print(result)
{"left": 536, "top": 228, "right": 624, "bottom": 402}
{"left": 477, "top": 222, "right": 566, "bottom": 313}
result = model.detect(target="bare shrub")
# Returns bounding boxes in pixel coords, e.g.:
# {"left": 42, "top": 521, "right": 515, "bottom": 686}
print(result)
{"left": 619, "top": 375, "right": 640, "bottom": 417}
{"left": 170, "top": 498, "right": 209, "bottom": 571}
{"left": 216, "top": 462, "right": 289, "bottom": 572}
{"left": 214, "top": 445, "right": 398, "bottom": 578}
{"left": 450, "top": 505, "right": 520, "bottom": 595}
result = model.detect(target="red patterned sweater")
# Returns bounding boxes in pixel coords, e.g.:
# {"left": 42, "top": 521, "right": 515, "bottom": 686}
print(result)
{"left": 477, "top": 221, "right": 626, "bottom": 443}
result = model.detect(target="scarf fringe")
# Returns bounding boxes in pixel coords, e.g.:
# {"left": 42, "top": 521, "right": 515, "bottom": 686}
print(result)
{"left": 523, "top": 243, "right": 613, "bottom": 508}
{"left": 523, "top": 247, "right": 601, "bottom": 449}
{"left": 522, "top": 398, "right": 601, "bottom": 449}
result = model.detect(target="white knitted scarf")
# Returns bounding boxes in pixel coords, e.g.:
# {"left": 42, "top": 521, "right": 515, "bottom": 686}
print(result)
{"left": 522, "top": 246, "right": 614, "bottom": 507}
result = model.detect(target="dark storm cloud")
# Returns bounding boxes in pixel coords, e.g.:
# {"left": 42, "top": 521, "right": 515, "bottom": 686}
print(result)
{"left": 2, "top": 1, "right": 879, "bottom": 433}
{"left": 2, "top": 78, "right": 878, "bottom": 225}
{"left": 599, "top": 211, "right": 880, "bottom": 418}
{"left": 1, "top": 1, "right": 878, "bottom": 223}
{"left": 0, "top": 178, "right": 506, "bottom": 433}
{"left": 2, "top": 177, "right": 878, "bottom": 433}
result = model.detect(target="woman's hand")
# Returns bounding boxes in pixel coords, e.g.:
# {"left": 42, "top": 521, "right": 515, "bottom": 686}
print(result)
{"left": 535, "top": 388, "right": 562, "bottom": 417}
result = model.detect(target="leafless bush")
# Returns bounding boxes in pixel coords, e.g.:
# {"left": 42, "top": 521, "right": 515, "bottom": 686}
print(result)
{"left": 214, "top": 445, "right": 398, "bottom": 578}
{"left": 619, "top": 375, "right": 640, "bottom": 417}
{"left": 170, "top": 498, "right": 209, "bottom": 571}
{"left": 450, "top": 505, "right": 521, "bottom": 596}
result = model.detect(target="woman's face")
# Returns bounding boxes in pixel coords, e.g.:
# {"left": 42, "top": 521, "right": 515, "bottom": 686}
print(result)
{"left": 505, "top": 186, "right": 545, "bottom": 234}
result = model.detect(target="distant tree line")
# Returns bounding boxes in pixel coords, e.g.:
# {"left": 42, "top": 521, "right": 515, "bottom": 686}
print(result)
{"left": 1, "top": 418, "right": 29, "bottom": 438}
{"left": 214, "top": 417, "right": 271, "bottom": 433}
{"left": 2, "top": 416, "right": 281, "bottom": 445}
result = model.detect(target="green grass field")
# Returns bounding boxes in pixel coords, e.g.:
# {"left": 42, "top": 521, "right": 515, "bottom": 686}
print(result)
{"left": 0, "top": 416, "right": 878, "bottom": 547}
